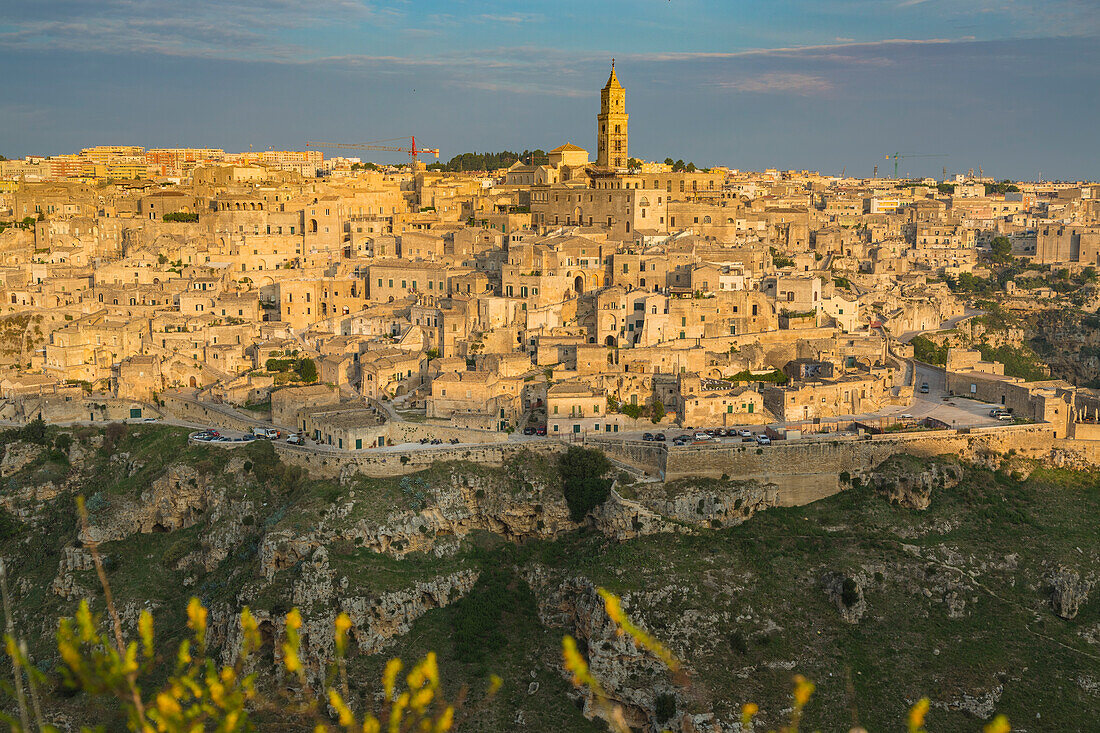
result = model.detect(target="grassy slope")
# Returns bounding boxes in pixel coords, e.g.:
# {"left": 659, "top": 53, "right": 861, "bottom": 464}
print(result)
{"left": 1, "top": 427, "right": 1098, "bottom": 730}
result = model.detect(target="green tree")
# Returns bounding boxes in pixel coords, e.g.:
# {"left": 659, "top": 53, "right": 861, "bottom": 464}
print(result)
{"left": 990, "top": 236, "right": 1013, "bottom": 264}
{"left": 163, "top": 212, "right": 199, "bottom": 223}
{"left": 650, "top": 399, "right": 665, "bottom": 424}
{"left": 297, "top": 358, "right": 318, "bottom": 383}
{"left": 557, "top": 446, "right": 612, "bottom": 521}
{"left": 627, "top": 157, "right": 642, "bottom": 171}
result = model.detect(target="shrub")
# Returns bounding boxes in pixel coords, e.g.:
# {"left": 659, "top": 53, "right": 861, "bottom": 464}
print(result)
{"left": 557, "top": 446, "right": 612, "bottom": 521}
{"left": 655, "top": 693, "right": 677, "bottom": 724}
{"left": 162, "top": 211, "right": 199, "bottom": 222}
{"left": 102, "top": 422, "right": 128, "bottom": 454}
{"left": 297, "top": 357, "right": 318, "bottom": 383}
{"left": 20, "top": 417, "right": 49, "bottom": 445}
{"left": 54, "top": 432, "right": 73, "bottom": 452}
{"left": 841, "top": 578, "right": 860, "bottom": 608}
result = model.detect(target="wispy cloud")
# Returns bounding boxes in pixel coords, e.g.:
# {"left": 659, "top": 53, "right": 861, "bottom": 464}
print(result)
{"left": 714, "top": 72, "right": 833, "bottom": 95}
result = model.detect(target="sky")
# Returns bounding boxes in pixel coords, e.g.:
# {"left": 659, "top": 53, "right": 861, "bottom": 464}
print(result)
{"left": 1, "top": 0, "right": 1098, "bottom": 180}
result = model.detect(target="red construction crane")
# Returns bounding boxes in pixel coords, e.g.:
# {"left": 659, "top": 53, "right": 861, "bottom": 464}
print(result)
{"left": 306, "top": 137, "right": 440, "bottom": 168}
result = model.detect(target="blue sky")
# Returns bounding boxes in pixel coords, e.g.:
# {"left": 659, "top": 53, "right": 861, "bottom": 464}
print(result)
{"left": 1, "top": 1, "right": 1098, "bottom": 180}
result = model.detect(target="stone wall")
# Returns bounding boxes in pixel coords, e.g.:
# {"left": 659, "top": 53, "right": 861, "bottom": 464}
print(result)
{"left": 161, "top": 391, "right": 265, "bottom": 432}
{"left": 590, "top": 424, "right": 1066, "bottom": 507}
{"left": 274, "top": 440, "right": 565, "bottom": 479}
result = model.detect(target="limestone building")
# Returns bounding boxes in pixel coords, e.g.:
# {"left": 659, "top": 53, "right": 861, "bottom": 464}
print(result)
{"left": 597, "top": 62, "right": 629, "bottom": 170}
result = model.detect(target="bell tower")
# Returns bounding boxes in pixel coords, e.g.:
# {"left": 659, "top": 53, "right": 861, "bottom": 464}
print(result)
{"left": 597, "top": 60, "right": 629, "bottom": 169}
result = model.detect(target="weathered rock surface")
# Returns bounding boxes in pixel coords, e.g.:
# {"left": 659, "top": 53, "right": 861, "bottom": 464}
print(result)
{"left": 80, "top": 464, "right": 215, "bottom": 544}
{"left": 1050, "top": 566, "right": 1093, "bottom": 620}
{"left": 871, "top": 455, "right": 963, "bottom": 510}
{"left": 822, "top": 572, "right": 866, "bottom": 624}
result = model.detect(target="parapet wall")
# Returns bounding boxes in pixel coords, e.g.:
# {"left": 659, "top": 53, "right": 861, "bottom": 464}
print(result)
{"left": 590, "top": 424, "right": 1067, "bottom": 507}
{"left": 274, "top": 440, "right": 564, "bottom": 479}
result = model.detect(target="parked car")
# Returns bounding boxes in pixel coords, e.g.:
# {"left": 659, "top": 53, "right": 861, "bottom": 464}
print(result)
{"left": 286, "top": 434, "right": 304, "bottom": 445}
{"left": 997, "top": 413, "right": 1015, "bottom": 421}
{"left": 919, "top": 382, "right": 930, "bottom": 394}
{"left": 535, "top": 426, "right": 547, "bottom": 436}
{"left": 738, "top": 429, "right": 753, "bottom": 438}
{"left": 900, "top": 413, "right": 914, "bottom": 419}
{"left": 642, "top": 432, "right": 654, "bottom": 441}
{"left": 653, "top": 433, "right": 666, "bottom": 442}
{"left": 755, "top": 435, "right": 772, "bottom": 445}
{"left": 523, "top": 426, "right": 536, "bottom": 435}
{"left": 693, "top": 432, "right": 709, "bottom": 441}
{"left": 142, "top": 417, "right": 157, "bottom": 423}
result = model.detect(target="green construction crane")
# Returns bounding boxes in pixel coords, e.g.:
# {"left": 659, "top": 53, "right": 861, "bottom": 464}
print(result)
{"left": 886, "top": 152, "right": 947, "bottom": 179}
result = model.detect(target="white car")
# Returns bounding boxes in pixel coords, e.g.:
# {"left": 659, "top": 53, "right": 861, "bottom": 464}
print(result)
{"left": 738, "top": 429, "right": 753, "bottom": 437}
{"left": 899, "top": 413, "right": 914, "bottom": 419}
{"left": 693, "top": 432, "right": 709, "bottom": 441}
{"left": 755, "top": 435, "right": 772, "bottom": 445}
{"left": 286, "top": 434, "right": 304, "bottom": 445}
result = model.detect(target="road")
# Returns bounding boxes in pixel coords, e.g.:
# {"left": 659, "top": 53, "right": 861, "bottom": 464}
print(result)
{"left": 898, "top": 308, "right": 983, "bottom": 344}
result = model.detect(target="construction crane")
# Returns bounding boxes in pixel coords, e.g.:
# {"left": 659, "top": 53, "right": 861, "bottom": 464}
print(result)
{"left": 885, "top": 152, "right": 947, "bottom": 179}
{"left": 306, "top": 137, "right": 440, "bottom": 169}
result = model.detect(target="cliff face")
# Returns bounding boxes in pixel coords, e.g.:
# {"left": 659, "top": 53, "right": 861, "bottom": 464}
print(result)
{"left": 2, "top": 425, "right": 1100, "bottom": 732}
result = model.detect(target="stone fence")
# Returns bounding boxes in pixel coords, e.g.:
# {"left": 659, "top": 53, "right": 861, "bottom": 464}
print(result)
{"left": 274, "top": 439, "right": 565, "bottom": 479}
{"left": 588, "top": 423, "right": 1070, "bottom": 507}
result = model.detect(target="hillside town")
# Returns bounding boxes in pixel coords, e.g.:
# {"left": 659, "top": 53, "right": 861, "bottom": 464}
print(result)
{"left": 2, "top": 64, "right": 1099, "bottom": 450}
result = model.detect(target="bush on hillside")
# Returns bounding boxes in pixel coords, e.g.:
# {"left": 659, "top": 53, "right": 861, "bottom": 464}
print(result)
{"left": 557, "top": 446, "right": 612, "bottom": 521}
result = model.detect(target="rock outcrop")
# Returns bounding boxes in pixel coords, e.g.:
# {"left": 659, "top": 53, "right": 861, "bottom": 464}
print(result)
{"left": 1050, "top": 566, "right": 1093, "bottom": 620}
{"left": 822, "top": 572, "right": 866, "bottom": 624}
{"left": 871, "top": 455, "right": 963, "bottom": 510}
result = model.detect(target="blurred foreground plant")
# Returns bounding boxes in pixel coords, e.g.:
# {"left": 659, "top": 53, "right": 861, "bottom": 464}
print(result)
{"left": 1, "top": 495, "right": 499, "bottom": 732}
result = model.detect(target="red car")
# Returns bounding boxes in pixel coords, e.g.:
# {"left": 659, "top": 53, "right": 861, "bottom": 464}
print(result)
{"left": 536, "top": 426, "right": 547, "bottom": 436}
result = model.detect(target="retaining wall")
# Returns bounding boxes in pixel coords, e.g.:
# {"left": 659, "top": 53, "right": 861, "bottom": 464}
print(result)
{"left": 274, "top": 440, "right": 564, "bottom": 479}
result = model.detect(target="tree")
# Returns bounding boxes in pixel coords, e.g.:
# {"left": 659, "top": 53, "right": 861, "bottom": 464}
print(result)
{"left": 649, "top": 399, "right": 665, "bottom": 424}
{"left": 557, "top": 446, "right": 612, "bottom": 521}
{"left": 990, "top": 236, "right": 1013, "bottom": 264}
{"left": 163, "top": 212, "right": 199, "bottom": 223}
{"left": 627, "top": 157, "right": 642, "bottom": 171}
{"left": 297, "top": 358, "right": 318, "bottom": 383}
{"left": 664, "top": 157, "right": 674, "bottom": 166}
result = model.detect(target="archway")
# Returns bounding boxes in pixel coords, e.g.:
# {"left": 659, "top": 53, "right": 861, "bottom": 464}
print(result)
{"left": 189, "top": 376, "right": 197, "bottom": 388}
{"left": 309, "top": 219, "right": 318, "bottom": 233}
{"left": 574, "top": 275, "right": 584, "bottom": 294}
{"left": 605, "top": 335, "right": 617, "bottom": 347}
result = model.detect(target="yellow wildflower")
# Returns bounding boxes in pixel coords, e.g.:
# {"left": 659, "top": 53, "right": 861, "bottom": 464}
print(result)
{"left": 382, "top": 658, "right": 403, "bottom": 699}
{"left": 187, "top": 598, "right": 208, "bottom": 647}
{"left": 433, "top": 706, "right": 454, "bottom": 732}
{"left": 793, "top": 674, "right": 815, "bottom": 709}
{"left": 908, "top": 697, "right": 930, "bottom": 733}
{"left": 984, "top": 715, "right": 1011, "bottom": 733}
{"left": 329, "top": 688, "right": 356, "bottom": 727}
{"left": 335, "top": 612, "right": 352, "bottom": 654}
{"left": 138, "top": 610, "right": 154, "bottom": 658}
{"left": 286, "top": 608, "right": 302, "bottom": 631}
{"left": 741, "top": 702, "right": 759, "bottom": 728}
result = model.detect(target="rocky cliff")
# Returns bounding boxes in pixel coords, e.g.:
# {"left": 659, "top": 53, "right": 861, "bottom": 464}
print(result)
{"left": 1, "top": 425, "right": 1099, "bottom": 731}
